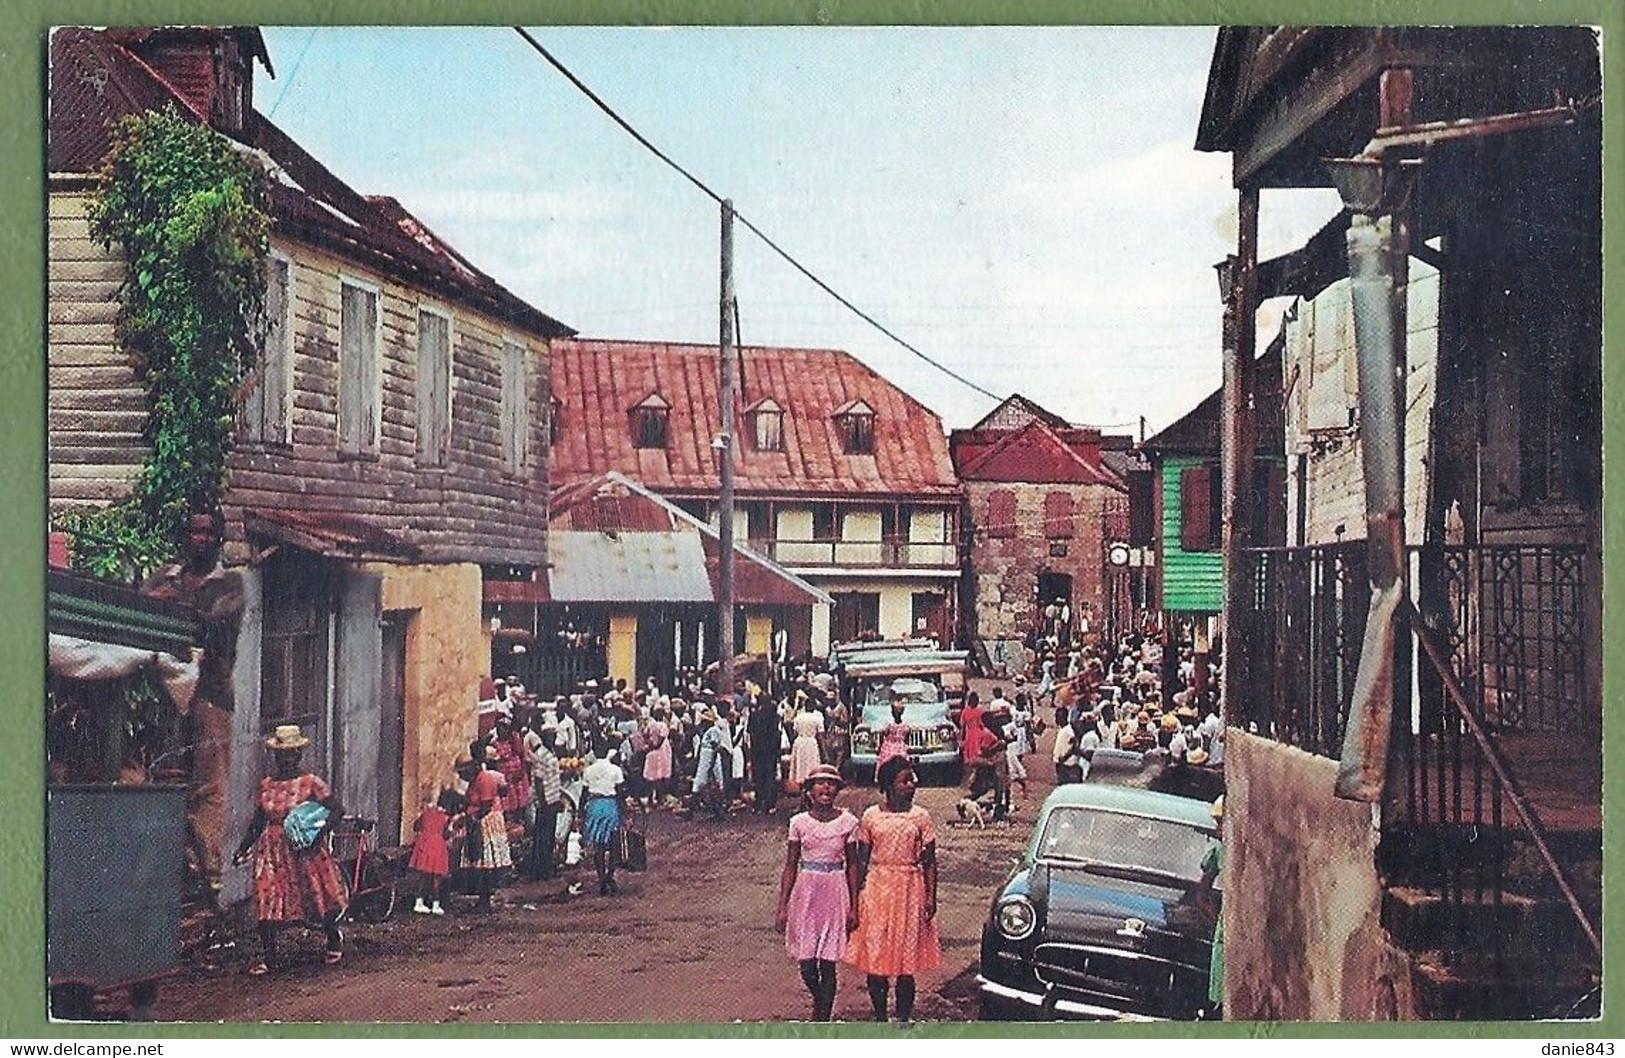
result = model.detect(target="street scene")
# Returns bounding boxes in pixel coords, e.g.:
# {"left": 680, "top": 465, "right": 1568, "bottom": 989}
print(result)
{"left": 41, "top": 24, "right": 1603, "bottom": 1027}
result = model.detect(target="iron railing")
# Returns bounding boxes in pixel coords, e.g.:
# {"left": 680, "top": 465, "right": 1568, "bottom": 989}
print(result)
{"left": 1235, "top": 541, "right": 1368, "bottom": 757}
{"left": 760, "top": 538, "right": 957, "bottom": 569}
{"left": 1238, "top": 541, "right": 1600, "bottom": 1006}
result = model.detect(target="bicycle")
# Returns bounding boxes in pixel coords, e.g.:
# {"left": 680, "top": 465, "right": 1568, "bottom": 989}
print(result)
{"left": 330, "top": 816, "right": 401, "bottom": 923}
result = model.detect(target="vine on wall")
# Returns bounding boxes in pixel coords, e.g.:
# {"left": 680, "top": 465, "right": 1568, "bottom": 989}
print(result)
{"left": 56, "top": 106, "right": 271, "bottom": 580}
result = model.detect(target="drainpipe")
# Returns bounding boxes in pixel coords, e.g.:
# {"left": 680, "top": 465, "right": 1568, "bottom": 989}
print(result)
{"left": 1329, "top": 69, "right": 1418, "bottom": 801}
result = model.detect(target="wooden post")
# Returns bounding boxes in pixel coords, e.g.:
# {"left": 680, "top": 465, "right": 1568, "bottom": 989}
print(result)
{"left": 718, "top": 200, "right": 737, "bottom": 698}
{"left": 1219, "top": 187, "right": 1259, "bottom": 727}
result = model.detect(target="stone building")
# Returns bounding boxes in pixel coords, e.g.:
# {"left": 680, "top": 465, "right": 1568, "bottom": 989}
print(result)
{"left": 950, "top": 396, "right": 1125, "bottom": 670}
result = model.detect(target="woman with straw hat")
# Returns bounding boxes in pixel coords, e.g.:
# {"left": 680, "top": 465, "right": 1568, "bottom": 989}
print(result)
{"left": 230, "top": 725, "right": 347, "bottom": 975}
{"left": 775, "top": 763, "right": 860, "bottom": 1021}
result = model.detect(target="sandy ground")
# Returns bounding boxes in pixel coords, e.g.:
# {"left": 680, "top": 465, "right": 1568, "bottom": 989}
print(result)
{"left": 151, "top": 685, "right": 1055, "bottom": 1025}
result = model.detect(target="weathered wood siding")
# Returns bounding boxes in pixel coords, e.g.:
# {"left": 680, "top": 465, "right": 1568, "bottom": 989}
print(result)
{"left": 48, "top": 190, "right": 554, "bottom": 568}
{"left": 48, "top": 192, "right": 147, "bottom": 503}
{"left": 1159, "top": 454, "right": 1223, "bottom": 614}
{"left": 1283, "top": 259, "right": 1438, "bottom": 546}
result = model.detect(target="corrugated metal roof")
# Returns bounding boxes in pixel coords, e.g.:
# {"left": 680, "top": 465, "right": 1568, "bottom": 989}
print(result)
{"left": 1140, "top": 340, "right": 1285, "bottom": 456}
{"left": 550, "top": 340, "right": 959, "bottom": 499}
{"left": 548, "top": 530, "right": 714, "bottom": 604}
{"left": 244, "top": 508, "right": 421, "bottom": 561}
{"left": 548, "top": 473, "right": 832, "bottom": 607}
{"left": 48, "top": 28, "right": 572, "bottom": 341}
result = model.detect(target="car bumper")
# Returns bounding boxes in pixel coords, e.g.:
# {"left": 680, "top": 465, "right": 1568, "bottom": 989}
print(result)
{"left": 849, "top": 749, "right": 960, "bottom": 768}
{"left": 975, "top": 976, "right": 1162, "bottom": 1022}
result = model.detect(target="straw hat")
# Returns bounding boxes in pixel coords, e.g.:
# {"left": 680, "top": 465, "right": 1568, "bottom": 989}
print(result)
{"left": 804, "top": 763, "right": 844, "bottom": 789}
{"left": 1210, "top": 795, "right": 1226, "bottom": 820}
{"left": 1187, "top": 748, "right": 1211, "bottom": 767}
{"left": 264, "top": 725, "right": 310, "bottom": 751}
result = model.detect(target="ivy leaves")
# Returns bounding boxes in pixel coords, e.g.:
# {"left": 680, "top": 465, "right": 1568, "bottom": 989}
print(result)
{"left": 59, "top": 106, "right": 271, "bottom": 580}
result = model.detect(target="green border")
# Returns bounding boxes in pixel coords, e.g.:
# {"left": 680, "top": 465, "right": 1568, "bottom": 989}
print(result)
{"left": 4, "top": 0, "right": 1620, "bottom": 1041}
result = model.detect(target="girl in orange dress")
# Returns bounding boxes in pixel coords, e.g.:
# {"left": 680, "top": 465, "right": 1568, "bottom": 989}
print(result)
{"left": 231, "top": 725, "right": 347, "bottom": 975}
{"left": 843, "top": 756, "right": 941, "bottom": 1025}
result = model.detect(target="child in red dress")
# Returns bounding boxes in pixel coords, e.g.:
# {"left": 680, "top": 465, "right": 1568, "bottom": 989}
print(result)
{"left": 409, "top": 787, "right": 458, "bottom": 915}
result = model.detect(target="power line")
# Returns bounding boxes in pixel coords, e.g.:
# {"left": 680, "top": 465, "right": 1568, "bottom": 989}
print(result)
{"left": 510, "top": 26, "right": 1002, "bottom": 403}
{"left": 265, "top": 28, "right": 319, "bottom": 119}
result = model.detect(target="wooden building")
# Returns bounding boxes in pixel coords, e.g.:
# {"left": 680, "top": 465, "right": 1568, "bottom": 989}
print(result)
{"left": 48, "top": 27, "right": 572, "bottom": 849}
{"left": 1198, "top": 26, "right": 1602, "bottom": 1019}
{"left": 548, "top": 339, "right": 962, "bottom": 664}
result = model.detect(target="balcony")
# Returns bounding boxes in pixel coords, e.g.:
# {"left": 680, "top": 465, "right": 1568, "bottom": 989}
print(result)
{"left": 754, "top": 537, "right": 958, "bottom": 570}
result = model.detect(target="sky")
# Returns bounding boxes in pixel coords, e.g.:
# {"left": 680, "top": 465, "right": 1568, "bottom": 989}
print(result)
{"left": 256, "top": 26, "right": 1343, "bottom": 435}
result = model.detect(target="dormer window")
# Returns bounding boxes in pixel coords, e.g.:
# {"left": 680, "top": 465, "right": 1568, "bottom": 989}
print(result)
{"left": 832, "top": 399, "right": 875, "bottom": 455}
{"left": 630, "top": 393, "right": 670, "bottom": 449}
{"left": 747, "top": 398, "right": 784, "bottom": 452}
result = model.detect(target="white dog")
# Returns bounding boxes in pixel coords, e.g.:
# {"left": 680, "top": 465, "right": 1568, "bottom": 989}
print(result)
{"left": 955, "top": 797, "right": 988, "bottom": 828}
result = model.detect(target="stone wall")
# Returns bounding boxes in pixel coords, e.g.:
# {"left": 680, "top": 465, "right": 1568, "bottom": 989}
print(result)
{"left": 964, "top": 480, "right": 1115, "bottom": 642}
{"left": 1223, "top": 731, "right": 1419, "bottom": 1020}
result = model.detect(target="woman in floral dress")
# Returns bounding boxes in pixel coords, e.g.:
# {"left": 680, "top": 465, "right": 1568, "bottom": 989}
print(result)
{"left": 874, "top": 700, "right": 911, "bottom": 782}
{"left": 456, "top": 747, "right": 511, "bottom": 913}
{"left": 641, "top": 705, "right": 673, "bottom": 810}
{"left": 231, "top": 725, "right": 347, "bottom": 975}
{"left": 844, "top": 756, "right": 941, "bottom": 1025}
{"left": 775, "top": 763, "right": 860, "bottom": 1021}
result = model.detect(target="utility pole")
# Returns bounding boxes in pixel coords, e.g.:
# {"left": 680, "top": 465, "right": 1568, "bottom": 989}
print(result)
{"left": 718, "top": 200, "right": 737, "bottom": 699}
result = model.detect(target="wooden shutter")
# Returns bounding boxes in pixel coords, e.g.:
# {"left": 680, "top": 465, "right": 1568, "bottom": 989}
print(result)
{"left": 416, "top": 310, "right": 451, "bottom": 466}
{"left": 1181, "top": 464, "right": 1214, "bottom": 552}
{"left": 501, "top": 339, "right": 528, "bottom": 476}
{"left": 987, "top": 490, "right": 1017, "bottom": 539}
{"left": 339, "top": 283, "right": 377, "bottom": 455}
{"left": 1127, "top": 470, "right": 1154, "bottom": 545}
{"left": 1043, "top": 491, "right": 1074, "bottom": 539}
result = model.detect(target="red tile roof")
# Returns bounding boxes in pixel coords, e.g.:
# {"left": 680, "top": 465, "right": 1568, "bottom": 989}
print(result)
{"left": 550, "top": 339, "right": 958, "bottom": 499}
{"left": 48, "top": 27, "right": 572, "bottom": 341}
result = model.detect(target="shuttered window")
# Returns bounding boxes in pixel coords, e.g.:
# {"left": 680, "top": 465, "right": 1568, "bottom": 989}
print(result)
{"left": 1043, "top": 491, "right": 1075, "bottom": 539}
{"left": 1180, "top": 463, "right": 1221, "bottom": 552}
{"left": 986, "top": 490, "right": 1017, "bottom": 539}
{"left": 416, "top": 308, "right": 452, "bottom": 467}
{"left": 338, "top": 280, "right": 380, "bottom": 456}
{"left": 245, "top": 255, "right": 293, "bottom": 444}
{"left": 1127, "top": 470, "right": 1155, "bottom": 546}
{"left": 501, "top": 339, "right": 529, "bottom": 477}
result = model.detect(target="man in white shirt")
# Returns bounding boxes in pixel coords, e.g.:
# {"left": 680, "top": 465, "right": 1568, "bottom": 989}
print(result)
{"left": 581, "top": 747, "right": 627, "bottom": 895}
{"left": 553, "top": 699, "right": 581, "bottom": 759}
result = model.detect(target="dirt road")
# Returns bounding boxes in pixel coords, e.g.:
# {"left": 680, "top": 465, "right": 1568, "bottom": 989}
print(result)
{"left": 156, "top": 714, "right": 1055, "bottom": 1024}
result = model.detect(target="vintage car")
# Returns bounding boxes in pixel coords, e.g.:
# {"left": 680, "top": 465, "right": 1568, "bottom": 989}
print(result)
{"left": 977, "top": 782, "right": 1221, "bottom": 1020}
{"left": 846, "top": 675, "right": 962, "bottom": 782}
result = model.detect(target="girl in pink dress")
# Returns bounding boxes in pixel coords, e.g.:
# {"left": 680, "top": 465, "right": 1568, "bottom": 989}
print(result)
{"left": 874, "top": 701, "right": 910, "bottom": 782}
{"left": 775, "top": 763, "right": 860, "bottom": 1022}
{"left": 641, "top": 707, "right": 673, "bottom": 810}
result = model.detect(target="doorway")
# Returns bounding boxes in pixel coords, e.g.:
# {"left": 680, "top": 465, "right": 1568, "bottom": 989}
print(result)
{"left": 377, "top": 612, "right": 408, "bottom": 844}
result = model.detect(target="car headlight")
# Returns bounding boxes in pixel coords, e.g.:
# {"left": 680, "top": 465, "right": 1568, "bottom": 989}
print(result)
{"left": 996, "top": 896, "right": 1036, "bottom": 941}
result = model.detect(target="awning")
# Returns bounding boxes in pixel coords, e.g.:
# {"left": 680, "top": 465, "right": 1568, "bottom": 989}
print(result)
{"left": 244, "top": 508, "right": 420, "bottom": 562}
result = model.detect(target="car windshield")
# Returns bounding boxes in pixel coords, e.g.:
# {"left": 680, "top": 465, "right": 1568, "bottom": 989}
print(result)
{"left": 860, "top": 678, "right": 945, "bottom": 725}
{"left": 1036, "top": 806, "right": 1217, "bottom": 886}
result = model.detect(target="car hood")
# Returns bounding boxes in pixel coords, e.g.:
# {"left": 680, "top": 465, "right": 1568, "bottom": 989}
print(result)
{"left": 858, "top": 703, "right": 949, "bottom": 727}
{"left": 1028, "top": 862, "right": 1214, "bottom": 953}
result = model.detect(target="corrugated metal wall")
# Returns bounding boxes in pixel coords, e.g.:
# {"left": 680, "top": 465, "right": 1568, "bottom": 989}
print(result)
{"left": 1160, "top": 455, "right": 1223, "bottom": 613}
